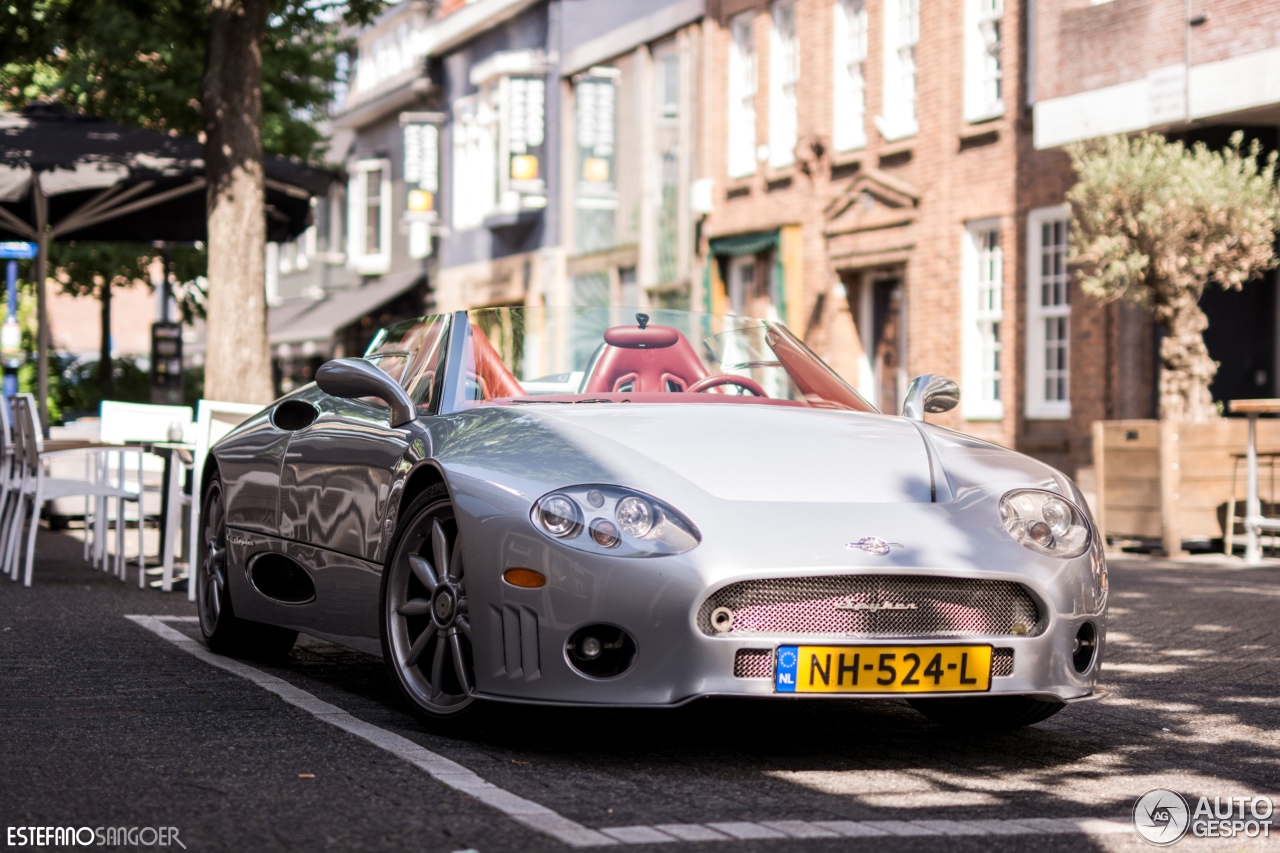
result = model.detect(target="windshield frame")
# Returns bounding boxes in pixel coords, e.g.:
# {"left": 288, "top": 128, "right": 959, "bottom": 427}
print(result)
{"left": 428, "top": 308, "right": 877, "bottom": 416}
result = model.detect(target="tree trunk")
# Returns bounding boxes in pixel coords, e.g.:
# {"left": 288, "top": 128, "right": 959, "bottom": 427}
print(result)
{"left": 99, "top": 279, "right": 113, "bottom": 401}
{"left": 202, "top": 0, "right": 272, "bottom": 404}
{"left": 1157, "top": 291, "right": 1219, "bottom": 422}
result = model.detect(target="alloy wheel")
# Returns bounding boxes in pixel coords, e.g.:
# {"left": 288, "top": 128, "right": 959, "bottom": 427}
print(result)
{"left": 387, "top": 502, "right": 474, "bottom": 715}
{"left": 198, "top": 481, "right": 228, "bottom": 638}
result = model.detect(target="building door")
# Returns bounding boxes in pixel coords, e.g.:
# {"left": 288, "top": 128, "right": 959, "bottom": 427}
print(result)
{"left": 852, "top": 273, "right": 905, "bottom": 413}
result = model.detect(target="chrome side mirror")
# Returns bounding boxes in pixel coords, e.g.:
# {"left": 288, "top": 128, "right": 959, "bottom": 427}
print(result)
{"left": 316, "top": 358, "right": 416, "bottom": 427}
{"left": 902, "top": 374, "right": 959, "bottom": 421}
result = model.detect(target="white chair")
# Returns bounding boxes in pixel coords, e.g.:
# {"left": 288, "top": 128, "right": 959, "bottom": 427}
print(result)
{"left": 5, "top": 395, "right": 146, "bottom": 587}
{"left": 183, "top": 400, "right": 261, "bottom": 600}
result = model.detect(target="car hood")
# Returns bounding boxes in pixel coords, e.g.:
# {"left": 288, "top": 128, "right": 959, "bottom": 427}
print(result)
{"left": 438, "top": 404, "right": 936, "bottom": 504}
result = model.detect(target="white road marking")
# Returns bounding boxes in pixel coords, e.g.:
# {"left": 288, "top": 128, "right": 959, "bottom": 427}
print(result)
{"left": 128, "top": 615, "right": 1134, "bottom": 848}
{"left": 125, "top": 615, "right": 614, "bottom": 848}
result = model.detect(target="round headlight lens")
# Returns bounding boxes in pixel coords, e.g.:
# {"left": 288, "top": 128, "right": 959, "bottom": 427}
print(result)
{"left": 615, "top": 496, "right": 654, "bottom": 538}
{"left": 999, "top": 490, "right": 1090, "bottom": 558}
{"left": 538, "top": 494, "right": 581, "bottom": 538}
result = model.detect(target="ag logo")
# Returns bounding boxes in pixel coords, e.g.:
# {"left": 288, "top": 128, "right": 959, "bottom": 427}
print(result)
{"left": 1133, "top": 789, "right": 1190, "bottom": 845}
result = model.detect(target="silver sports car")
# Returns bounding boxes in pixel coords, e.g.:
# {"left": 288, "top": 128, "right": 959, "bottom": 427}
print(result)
{"left": 197, "top": 306, "right": 1106, "bottom": 728}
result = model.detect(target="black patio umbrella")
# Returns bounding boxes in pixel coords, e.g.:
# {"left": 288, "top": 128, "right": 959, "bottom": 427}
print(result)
{"left": 0, "top": 102, "right": 335, "bottom": 427}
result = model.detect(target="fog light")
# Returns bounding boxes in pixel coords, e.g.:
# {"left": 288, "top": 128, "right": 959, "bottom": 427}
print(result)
{"left": 566, "top": 624, "right": 637, "bottom": 678}
{"left": 710, "top": 606, "right": 735, "bottom": 633}
{"left": 1073, "top": 622, "right": 1098, "bottom": 673}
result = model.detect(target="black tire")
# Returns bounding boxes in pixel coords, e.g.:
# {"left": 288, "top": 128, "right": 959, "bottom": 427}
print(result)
{"left": 908, "top": 695, "right": 1065, "bottom": 730}
{"left": 197, "top": 475, "right": 297, "bottom": 659}
{"left": 380, "top": 483, "right": 477, "bottom": 722}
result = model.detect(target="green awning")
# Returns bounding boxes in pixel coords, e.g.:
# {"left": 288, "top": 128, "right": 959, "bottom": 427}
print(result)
{"left": 708, "top": 230, "right": 780, "bottom": 257}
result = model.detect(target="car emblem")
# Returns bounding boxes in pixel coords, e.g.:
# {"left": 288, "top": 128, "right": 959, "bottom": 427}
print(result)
{"left": 846, "top": 536, "right": 903, "bottom": 556}
{"left": 834, "top": 601, "right": 918, "bottom": 612}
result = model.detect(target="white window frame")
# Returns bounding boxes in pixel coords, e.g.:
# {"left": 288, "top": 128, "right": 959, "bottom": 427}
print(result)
{"left": 964, "top": 0, "right": 1004, "bottom": 122}
{"left": 768, "top": 0, "right": 798, "bottom": 169}
{"left": 728, "top": 12, "right": 757, "bottom": 179}
{"left": 347, "top": 158, "right": 391, "bottom": 275}
{"left": 833, "top": 0, "right": 868, "bottom": 152}
{"left": 1025, "top": 205, "right": 1071, "bottom": 419}
{"left": 961, "top": 219, "right": 1004, "bottom": 420}
{"left": 876, "top": 0, "right": 919, "bottom": 141}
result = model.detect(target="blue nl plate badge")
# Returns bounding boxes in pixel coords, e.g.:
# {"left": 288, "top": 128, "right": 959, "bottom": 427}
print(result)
{"left": 775, "top": 645, "right": 798, "bottom": 692}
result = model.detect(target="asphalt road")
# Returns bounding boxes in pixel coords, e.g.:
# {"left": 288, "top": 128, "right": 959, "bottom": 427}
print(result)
{"left": 3, "top": 529, "right": 1278, "bottom": 852}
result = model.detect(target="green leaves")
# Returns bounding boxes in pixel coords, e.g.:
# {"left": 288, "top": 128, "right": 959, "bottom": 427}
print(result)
{"left": 1066, "top": 132, "right": 1280, "bottom": 311}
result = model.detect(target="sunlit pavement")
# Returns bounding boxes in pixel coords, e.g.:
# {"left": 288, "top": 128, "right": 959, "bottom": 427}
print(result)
{"left": 2, "top": 529, "right": 1278, "bottom": 852}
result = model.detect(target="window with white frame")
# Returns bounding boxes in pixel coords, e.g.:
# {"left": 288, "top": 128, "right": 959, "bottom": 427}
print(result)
{"left": 347, "top": 159, "right": 391, "bottom": 275}
{"left": 964, "top": 0, "right": 1003, "bottom": 122}
{"left": 961, "top": 220, "right": 1003, "bottom": 419}
{"left": 728, "top": 12, "right": 757, "bottom": 179}
{"left": 877, "top": 0, "right": 919, "bottom": 141}
{"left": 768, "top": 0, "right": 798, "bottom": 169}
{"left": 1026, "top": 206, "right": 1071, "bottom": 418}
{"left": 833, "top": 0, "right": 868, "bottom": 152}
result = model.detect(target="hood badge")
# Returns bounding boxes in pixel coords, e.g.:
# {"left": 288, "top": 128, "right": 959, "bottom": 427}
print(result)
{"left": 847, "top": 536, "right": 903, "bottom": 556}
{"left": 834, "top": 601, "right": 918, "bottom": 612}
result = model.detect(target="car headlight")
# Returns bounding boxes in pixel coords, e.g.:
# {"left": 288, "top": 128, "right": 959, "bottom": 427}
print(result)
{"left": 999, "top": 489, "right": 1091, "bottom": 558}
{"left": 532, "top": 486, "right": 700, "bottom": 557}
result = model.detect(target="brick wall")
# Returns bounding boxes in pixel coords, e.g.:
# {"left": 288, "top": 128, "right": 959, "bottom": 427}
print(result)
{"left": 1035, "top": 0, "right": 1280, "bottom": 102}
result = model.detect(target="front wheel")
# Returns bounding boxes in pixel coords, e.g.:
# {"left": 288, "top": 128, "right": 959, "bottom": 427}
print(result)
{"left": 197, "top": 475, "right": 297, "bottom": 659}
{"left": 907, "top": 695, "right": 1064, "bottom": 730}
{"left": 380, "top": 486, "right": 477, "bottom": 721}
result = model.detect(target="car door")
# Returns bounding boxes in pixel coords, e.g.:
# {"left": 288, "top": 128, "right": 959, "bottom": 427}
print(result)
{"left": 278, "top": 315, "right": 450, "bottom": 563}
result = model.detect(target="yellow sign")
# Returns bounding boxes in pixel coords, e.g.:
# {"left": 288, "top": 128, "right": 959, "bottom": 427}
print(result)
{"left": 582, "top": 157, "right": 610, "bottom": 184}
{"left": 510, "top": 155, "right": 539, "bottom": 182}
{"left": 774, "top": 644, "right": 992, "bottom": 694}
{"left": 407, "top": 189, "right": 434, "bottom": 213}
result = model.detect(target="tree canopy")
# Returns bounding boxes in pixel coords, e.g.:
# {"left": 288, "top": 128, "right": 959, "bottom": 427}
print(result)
{"left": 0, "top": 0, "right": 382, "bottom": 311}
{"left": 1066, "top": 132, "right": 1280, "bottom": 421}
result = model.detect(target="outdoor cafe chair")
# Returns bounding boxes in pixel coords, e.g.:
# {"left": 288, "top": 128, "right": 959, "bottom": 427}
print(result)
{"left": 5, "top": 394, "right": 145, "bottom": 587}
{"left": 184, "top": 399, "right": 260, "bottom": 600}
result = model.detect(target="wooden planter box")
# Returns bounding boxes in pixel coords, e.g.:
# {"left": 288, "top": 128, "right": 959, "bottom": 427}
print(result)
{"left": 1092, "top": 418, "right": 1280, "bottom": 555}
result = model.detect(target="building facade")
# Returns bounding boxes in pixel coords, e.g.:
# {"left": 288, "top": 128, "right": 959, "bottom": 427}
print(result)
{"left": 258, "top": 0, "right": 1279, "bottom": 480}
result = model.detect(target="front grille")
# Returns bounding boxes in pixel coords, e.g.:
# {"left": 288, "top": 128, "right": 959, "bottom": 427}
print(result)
{"left": 992, "top": 648, "right": 1014, "bottom": 676}
{"left": 734, "top": 649, "right": 773, "bottom": 678}
{"left": 734, "top": 646, "right": 1014, "bottom": 679}
{"left": 700, "top": 575, "right": 1043, "bottom": 639}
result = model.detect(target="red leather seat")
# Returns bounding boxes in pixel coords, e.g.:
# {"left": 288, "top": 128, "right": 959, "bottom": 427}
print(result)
{"left": 468, "top": 324, "right": 525, "bottom": 399}
{"left": 584, "top": 324, "right": 709, "bottom": 393}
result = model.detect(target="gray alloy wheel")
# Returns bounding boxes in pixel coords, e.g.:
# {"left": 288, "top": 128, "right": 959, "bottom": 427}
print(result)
{"left": 197, "top": 476, "right": 297, "bottom": 658}
{"left": 383, "top": 491, "right": 475, "bottom": 718}
{"left": 197, "top": 478, "right": 230, "bottom": 639}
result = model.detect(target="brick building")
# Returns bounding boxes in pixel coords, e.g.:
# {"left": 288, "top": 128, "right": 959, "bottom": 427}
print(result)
{"left": 694, "top": 0, "right": 1280, "bottom": 477}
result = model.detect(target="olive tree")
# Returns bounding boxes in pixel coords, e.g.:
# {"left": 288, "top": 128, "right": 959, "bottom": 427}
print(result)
{"left": 1066, "top": 132, "right": 1280, "bottom": 421}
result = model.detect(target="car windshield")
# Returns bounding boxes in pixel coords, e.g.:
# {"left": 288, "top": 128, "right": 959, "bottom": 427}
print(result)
{"left": 446, "top": 306, "right": 876, "bottom": 413}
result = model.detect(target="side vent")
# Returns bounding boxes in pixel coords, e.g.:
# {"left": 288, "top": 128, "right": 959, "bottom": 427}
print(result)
{"left": 493, "top": 605, "right": 540, "bottom": 680}
{"left": 248, "top": 554, "right": 316, "bottom": 604}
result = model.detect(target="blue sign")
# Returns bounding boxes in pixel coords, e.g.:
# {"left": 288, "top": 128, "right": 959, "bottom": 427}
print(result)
{"left": 0, "top": 242, "right": 36, "bottom": 260}
{"left": 774, "top": 646, "right": 798, "bottom": 692}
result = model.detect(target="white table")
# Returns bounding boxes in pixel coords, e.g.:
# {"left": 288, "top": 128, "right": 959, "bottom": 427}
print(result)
{"left": 1229, "top": 399, "right": 1280, "bottom": 564}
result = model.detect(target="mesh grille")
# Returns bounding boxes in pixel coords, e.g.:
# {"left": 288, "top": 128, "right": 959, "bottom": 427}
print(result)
{"left": 699, "top": 575, "right": 1042, "bottom": 639}
{"left": 992, "top": 648, "right": 1014, "bottom": 677}
{"left": 734, "top": 649, "right": 774, "bottom": 678}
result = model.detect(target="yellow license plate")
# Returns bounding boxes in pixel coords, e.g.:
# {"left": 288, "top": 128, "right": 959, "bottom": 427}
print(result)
{"left": 774, "top": 644, "right": 993, "bottom": 694}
